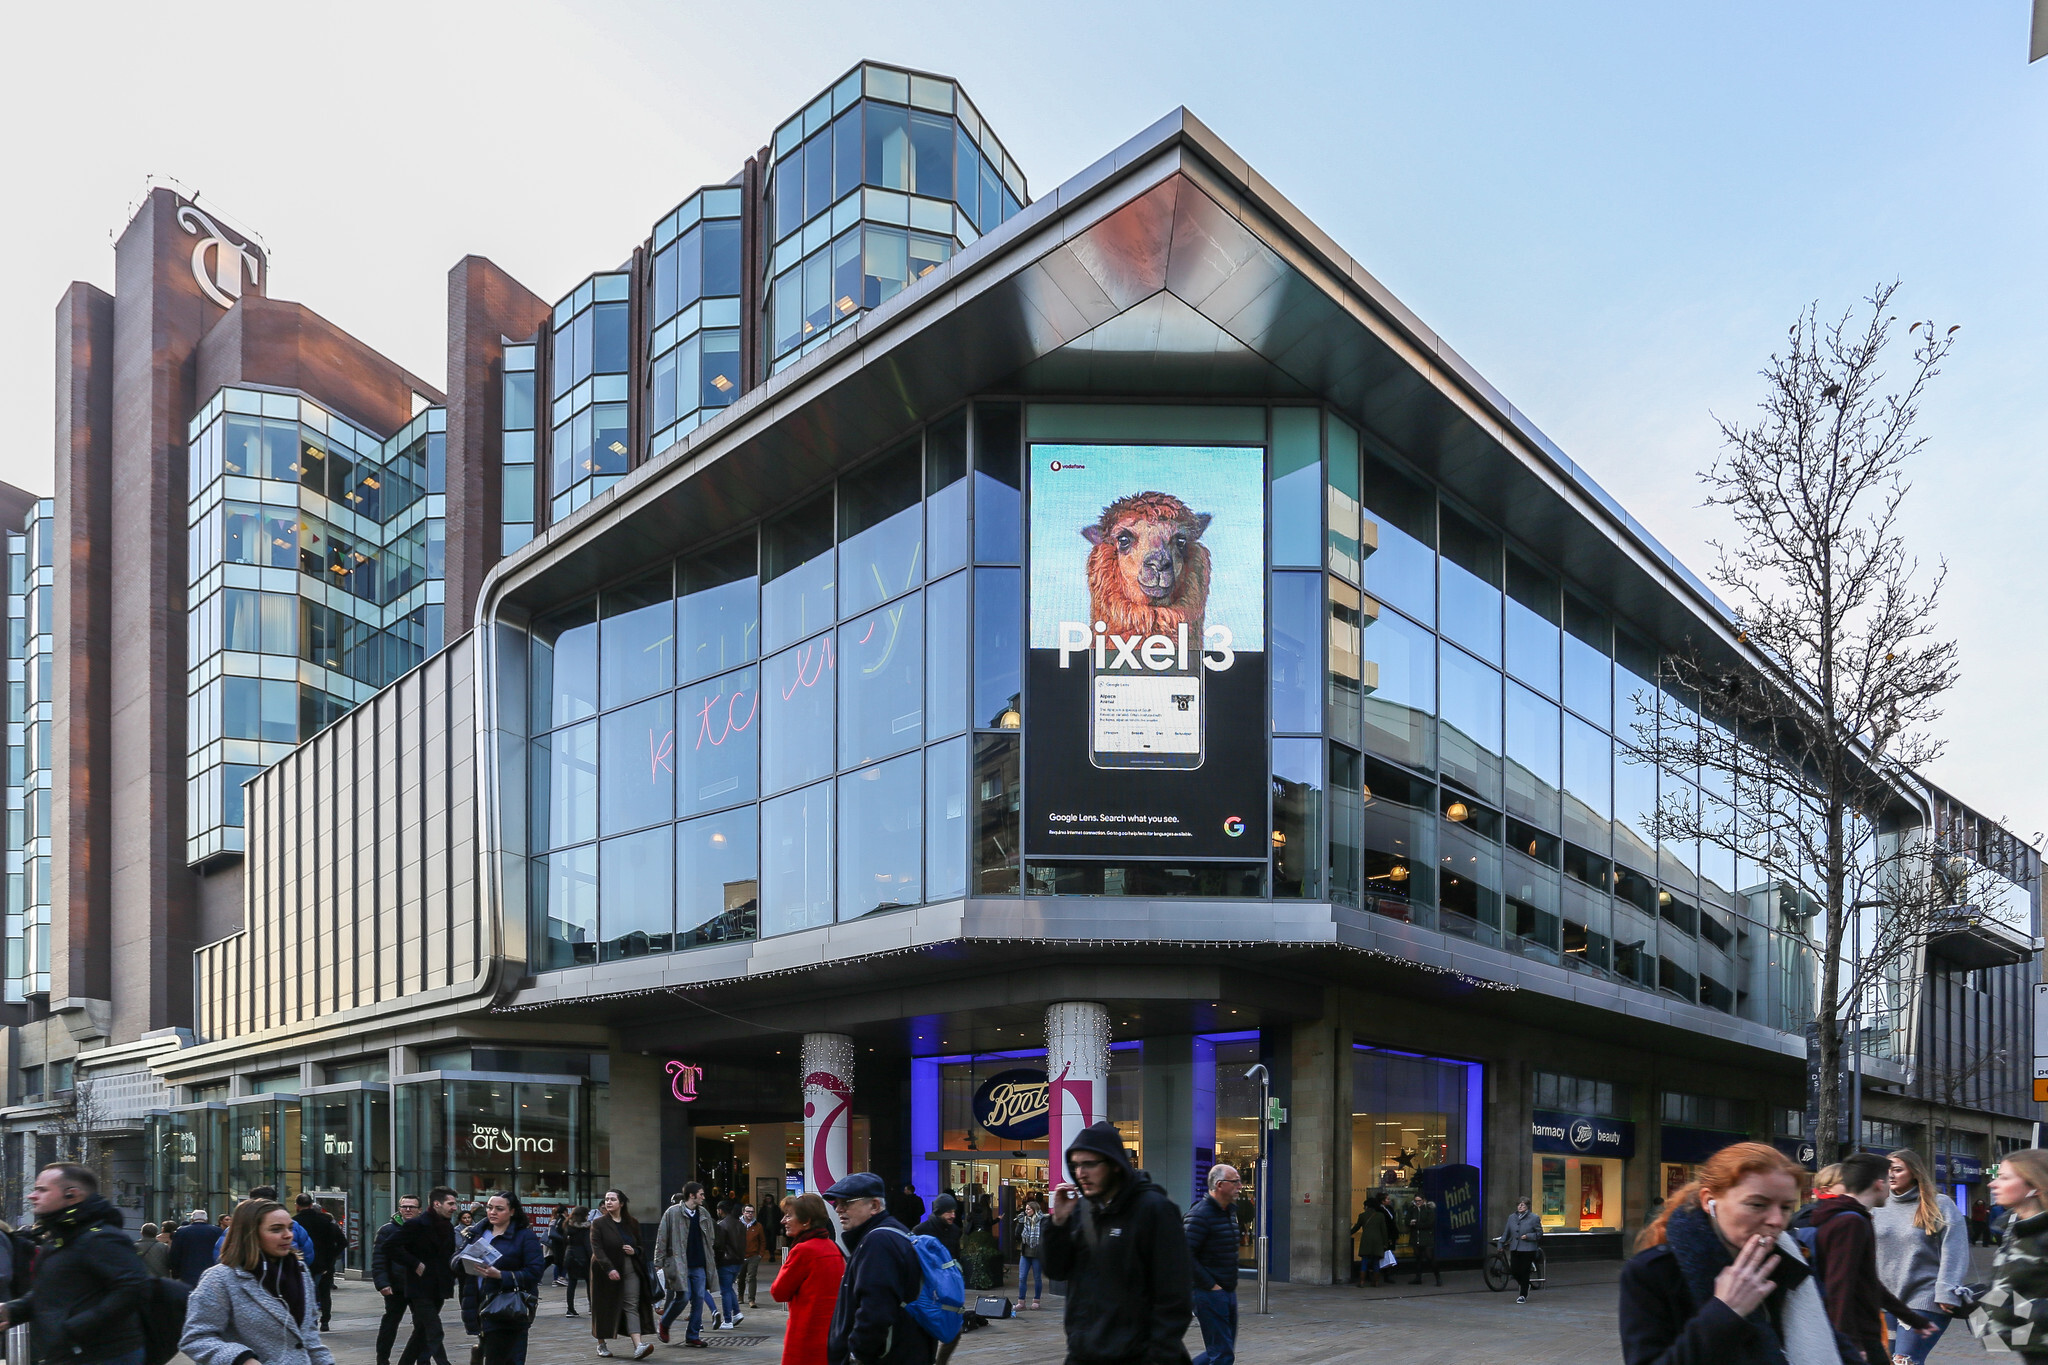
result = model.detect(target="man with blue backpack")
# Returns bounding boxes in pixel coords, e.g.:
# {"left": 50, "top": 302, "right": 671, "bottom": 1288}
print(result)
{"left": 822, "top": 1173, "right": 962, "bottom": 1365}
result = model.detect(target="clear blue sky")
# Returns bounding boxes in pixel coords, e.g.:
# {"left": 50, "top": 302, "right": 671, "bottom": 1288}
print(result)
{"left": 2, "top": 1, "right": 2041, "bottom": 845}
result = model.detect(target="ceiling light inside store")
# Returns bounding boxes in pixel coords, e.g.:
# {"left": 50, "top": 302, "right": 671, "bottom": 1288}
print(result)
{"left": 1445, "top": 802, "right": 1468, "bottom": 822}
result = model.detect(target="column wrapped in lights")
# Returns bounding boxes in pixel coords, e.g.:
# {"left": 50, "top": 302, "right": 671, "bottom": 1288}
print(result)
{"left": 801, "top": 1032, "right": 856, "bottom": 1194}
{"left": 1045, "top": 1001, "right": 1111, "bottom": 1172}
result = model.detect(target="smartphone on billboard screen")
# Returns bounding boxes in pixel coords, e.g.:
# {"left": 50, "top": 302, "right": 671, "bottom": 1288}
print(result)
{"left": 1090, "top": 668, "right": 1203, "bottom": 769}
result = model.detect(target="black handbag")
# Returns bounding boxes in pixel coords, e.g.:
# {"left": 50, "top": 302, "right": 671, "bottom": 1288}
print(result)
{"left": 481, "top": 1285, "right": 536, "bottom": 1327}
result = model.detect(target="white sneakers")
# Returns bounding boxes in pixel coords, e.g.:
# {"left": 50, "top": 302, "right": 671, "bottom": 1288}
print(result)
{"left": 714, "top": 1311, "right": 745, "bottom": 1331}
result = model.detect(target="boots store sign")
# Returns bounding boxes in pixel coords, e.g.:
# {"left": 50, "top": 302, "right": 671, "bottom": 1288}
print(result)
{"left": 1530, "top": 1109, "right": 1635, "bottom": 1159}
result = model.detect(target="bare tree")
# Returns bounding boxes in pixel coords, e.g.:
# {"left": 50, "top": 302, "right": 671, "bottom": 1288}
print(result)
{"left": 1639, "top": 283, "right": 2007, "bottom": 1164}
{"left": 43, "top": 1078, "right": 116, "bottom": 1183}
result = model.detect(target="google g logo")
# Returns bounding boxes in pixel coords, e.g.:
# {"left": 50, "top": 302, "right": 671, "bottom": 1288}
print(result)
{"left": 1222, "top": 816, "right": 1246, "bottom": 837}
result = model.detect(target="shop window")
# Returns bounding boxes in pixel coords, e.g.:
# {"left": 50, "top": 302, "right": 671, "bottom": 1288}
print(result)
{"left": 1658, "top": 891, "right": 1698, "bottom": 937}
{"left": 972, "top": 404, "right": 1021, "bottom": 565}
{"left": 1359, "top": 607, "right": 1433, "bottom": 768}
{"left": 839, "top": 440, "right": 923, "bottom": 617}
{"left": 678, "top": 665, "right": 759, "bottom": 818}
{"left": 599, "top": 826, "right": 674, "bottom": 959}
{"left": 1270, "top": 571, "right": 1321, "bottom": 735}
{"left": 537, "top": 844, "right": 597, "bottom": 967}
{"left": 676, "top": 808, "right": 758, "bottom": 948}
{"left": 1353, "top": 1045, "right": 1483, "bottom": 1260}
{"left": 925, "top": 573, "right": 968, "bottom": 738}
{"left": 1438, "top": 643, "right": 1502, "bottom": 805}
{"left": 1532, "top": 1072, "right": 1624, "bottom": 1118}
{"left": 926, "top": 736, "right": 969, "bottom": 901}
{"left": 839, "top": 595, "right": 922, "bottom": 768}
{"left": 1562, "top": 919, "right": 1610, "bottom": 971}
{"left": 1212, "top": 1039, "right": 1266, "bottom": 1267}
{"left": 599, "top": 568, "right": 676, "bottom": 709}
{"left": 762, "top": 635, "right": 836, "bottom": 796}
{"left": 1359, "top": 445, "right": 1435, "bottom": 625}
{"left": 1325, "top": 576, "right": 1366, "bottom": 744}
{"left": 926, "top": 412, "right": 969, "bottom": 577}
{"left": 763, "top": 495, "right": 836, "bottom": 653}
{"left": 838, "top": 753, "right": 922, "bottom": 917}
{"left": 1271, "top": 738, "right": 1322, "bottom": 898}
{"left": 531, "top": 601, "right": 599, "bottom": 731}
{"left": 761, "top": 780, "right": 834, "bottom": 935}
{"left": 972, "top": 734, "right": 1020, "bottom": 893}
{"left": 1358, "top": 754, "right": 1434, "bottom": 914}
{"left": 971, "top": 568, "right": 1020, "bottom": 729}
{"left": 1507, "top": 817, "right": 1559, "bottom": 868}
{"left": 533, "top": 721, "right": 597, "bottom": 852}
{"left": 1661, "top": 1092, "right": 1747, "bottom": 1131}
{"left": 598, "top": 695, "right": 675, "bottom": 837}
{"left": 680, "top": 535, "right": 759, "bottom": 684}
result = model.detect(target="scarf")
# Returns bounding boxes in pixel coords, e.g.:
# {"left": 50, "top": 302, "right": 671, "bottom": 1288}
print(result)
{"left": 1662, "top": 1203, "right": 1840, "bottom": 1365}
{"left": 259, "top": 1251, "right": 308, "bottom": 1325}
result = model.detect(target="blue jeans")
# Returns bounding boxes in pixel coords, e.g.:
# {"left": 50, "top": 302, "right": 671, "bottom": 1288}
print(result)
{"left": 1887, "top": 1308, "right": 1951, "bottom": 1365}
{"left": 1017, "top": 1255, "right": 1043, "bottom": 1299}
{"left": 718, "top": 1263, "right": 741, "bottom": 1320}
{"left": 1191, "top": 1287, "right": 1236, "bottom": 1365}
{"left": 659, "top": 1265, "right": 712, "bottom": 1340}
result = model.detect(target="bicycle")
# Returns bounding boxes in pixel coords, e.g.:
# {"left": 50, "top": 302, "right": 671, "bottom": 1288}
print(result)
{"left": 1482, "top": 1236, "right": 1547, "bottom": 1293}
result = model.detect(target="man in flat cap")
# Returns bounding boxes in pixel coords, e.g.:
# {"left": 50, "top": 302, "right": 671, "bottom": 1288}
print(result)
{"left": 822, "top": 1173, "right": 934, "bottom": 1365}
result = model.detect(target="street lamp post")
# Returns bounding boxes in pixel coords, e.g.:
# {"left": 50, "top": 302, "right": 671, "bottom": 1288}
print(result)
{"left": 1245, "top": 1063, "right": 1271, "bottom": 1314}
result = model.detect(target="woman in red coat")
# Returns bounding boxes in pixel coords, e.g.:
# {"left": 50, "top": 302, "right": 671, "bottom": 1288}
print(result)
{"left": 770, "top": 1192, "right": 844, "bottom": 1365}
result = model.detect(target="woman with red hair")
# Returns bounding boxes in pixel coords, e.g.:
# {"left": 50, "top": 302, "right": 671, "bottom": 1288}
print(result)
{"left": 1618, "top": 1141, "right": 1861, "bottom": 1365}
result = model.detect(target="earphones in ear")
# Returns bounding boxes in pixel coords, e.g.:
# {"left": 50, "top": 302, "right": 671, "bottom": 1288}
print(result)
{"left": 1706, "top": 1198, "right": 1718, "bottom": 1215}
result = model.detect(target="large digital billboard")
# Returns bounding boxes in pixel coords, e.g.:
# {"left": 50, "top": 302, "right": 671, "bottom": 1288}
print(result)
{"left": 1024, "top": 443, "right": 1267, "bottom": 861}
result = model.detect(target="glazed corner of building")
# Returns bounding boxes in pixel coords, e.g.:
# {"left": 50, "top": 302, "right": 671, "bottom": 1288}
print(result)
{"left": 0, "top": 66, "right": 2038, "bottom": 1273}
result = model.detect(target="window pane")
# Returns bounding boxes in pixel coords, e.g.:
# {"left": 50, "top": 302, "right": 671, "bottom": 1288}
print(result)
{"left": 924, "top": 571, "right": 969, "bottom": 739}
{"left": 678, "top": 665, "right": 759, "bottom": 817}
{"left": 973, "top": 404, "right": 1021, "bottom": 563}
{"left": 1504, "top": 552, "right": 1560, "bottom": 698}
{"left": 1439, "top": 643, "right": 1503, "bottom": 804}
{"left": 926, "top": 412, "right": 969, "bottom": 576}
{"left": 681, "top": 535, "right": 758, "bottom": 682}
{"left": 954, "top": 127, "right": 979, "bottom": 224}
{"left": 592, "top": 301, "right": 628, "bottom": 374}
{"left": 839, "top": 440, "right": 923, "bottom": 615}
{"left": 1361, "top": 450, "right": 1435, "bottom": 624}
{"left": 1271, "top": 571, "right": 1321, "bottom": 734}
{"left": 1562, "top": 713, "right": 1612, "bottom": 852}
{"left": 650, "top": 351, "right": 676, "bottom": 433}
{"left": 775, "top": 152, "right": 804, "bottom": 239}
{"left": 531, "top": 601, "right": 598, "bottom": 730}
{"left": 862, "top": 225, "right": 909, "bottom": 305}
{"left": 1438, "top": 507, "right": 1501, "bottom": 664}
{"left": 1562, "top": 593, "right": 1610, "bottom": 725}
{"left": 536, "top": 720, "right": 597, "bottom": 850}
{"left": 1271, "top": 409, "right": 1320, "bottom": 567}
{"left": 803, "top": 249, "right": 832, "bottom": 343}
{"left": 763, "top": 493, "right": 835, "bottom": 652}
{"left": 600, "top": 567, "right": 675, "bottom": 709}
{"left": 702, "top": 219, "right": 740, "bottom": 298}
{"left": 773, "top": 270, "right": 802, "bottom": 356}
{"left": 1614, "top": 747, "right": 1658, "bottom": 874}
{"left": 541, "top": 844, "right": 598, "bottom": 967}
{"left": 926, "top": 736, "right": 969, "bottom": 901}
{"left": 804, "top": 129, "right": 832, "bottom": 220}
{"left": 839, "top": 753, "right": 921, "bottom": 917}
{"left": 1273, "top": 737, "right": 1323, "bottom": 898}
{"left": 677, "top": 809, "right": 758, "bottom": 948}
{"left": 653, "top": 244, "right": 677, "bottom": 322}
{"left": 832, "top": 232, "right": 861, "bottom": 325}
{"left": 700, "top": 331, "right": 739, "bottom": 408}
{"left": 503, "top": 371, "right": 535, "bottom": 430}
{"left": 973, "top": 734, "right": 1020, "bottom": 893}
{"left": 1614, "top": 632, "right": 1658, "bottom": 742}
{"left": 599, "top": 826, "right": 673, "bottom": 960}
{"left": 1503, "top": 681, "right": 1561, "bottom": 830}
{"left": 593, "top": 404, "right": 629, "bottom": 476}
{"left": 909, "top": 111, "right": 954, "bottom": 199}
{"left": 1326, "top": 576, "right": 1365, "bottom": 744}
{"left": 763, "top": 635, "right": 836, "bottom": 794}
{"left": 1360, "top": 608, "right": 1434, "bottom": 771}
{"left": 1326, "top": 415, "right": 1362, "bottom": 580}
{"left": 840, "top": 595, "right": 922, "bottom": 767}
{"left": 599, "top": 694, "right": 675, "bottom": 837}
{"left": 865, "top": 101, "right": 909, "bottom": 190}
{"left": 973, "top": 567, "right": 1020, "bottom": 729}
{"left": 762, "top": 781, "right": 834, "bottom": 935}
{"left": 833, "top": 106, "right": 862, "bottom": 198}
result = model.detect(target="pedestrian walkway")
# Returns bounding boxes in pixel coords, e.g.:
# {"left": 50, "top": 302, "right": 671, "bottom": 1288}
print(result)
{"left": 305, "top": 1255, "right": 2000, "bottom": 1365}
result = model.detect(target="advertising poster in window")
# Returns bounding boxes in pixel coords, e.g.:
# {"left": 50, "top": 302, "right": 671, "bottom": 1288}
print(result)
{"left": 1024, "top": 444, "right": 1267, "bottom": 860}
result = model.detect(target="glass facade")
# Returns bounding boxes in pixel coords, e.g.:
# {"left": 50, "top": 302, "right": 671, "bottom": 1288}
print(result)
{"left": 505, "top": 398, "right": 1817, "bottom": 1036}
{"left": 394, "top": 1073, "right": 607, "bottom": 1209}
{"left": 646, "top": 188, "right": 743, "bottom": 456}
{"left": 502, "top": 341, "right": 538, "bottom": 553}
{"left": 4, "top": 504, "right": 52, "bottom": 999}
{"left": 547, "top": 272, "right": 631, "bottom": 522}
{"left": 184, "top": 388, "right": 446, "bottom": 862}
{"left": 766, "top": 63, "right": 1026, "bottom": 371}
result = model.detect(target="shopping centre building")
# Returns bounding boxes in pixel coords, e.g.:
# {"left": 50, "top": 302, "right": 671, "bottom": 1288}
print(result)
{"left": 1, "top": 61, "right": 2037, "bottom": 1278}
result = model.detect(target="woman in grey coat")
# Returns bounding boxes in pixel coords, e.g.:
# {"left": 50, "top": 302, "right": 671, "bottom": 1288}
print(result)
{"left": 1503, "top": 1197, "right": 1544, "bottom": 1304}
{"left": 1873, "top": 1149, "right": 1971, "bottom": 1365}
{"left": 180, "top": 1200, "right": 335, "bottom": 1365}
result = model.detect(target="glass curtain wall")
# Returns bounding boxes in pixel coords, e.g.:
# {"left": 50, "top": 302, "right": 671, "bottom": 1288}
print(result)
{"left": 767, "top": 63, "right": 1027, "bottom": 372}
{"left": 184, "top": 387, "right": 445, "bottom": 861}
{"left": 507, "top": 396, "right": 1818, "bottom": 1033}
{"left": 5, "top": 505, "right": 52, "bottom": 998}
{"left": 646, "top": 188, "right": 744, "bottom": 455}
{"left": 547, "top": 272, "right": 631, "bottom": 521}
{"left": 394, "top": 1075, "right": 606, "bottom": 1209}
